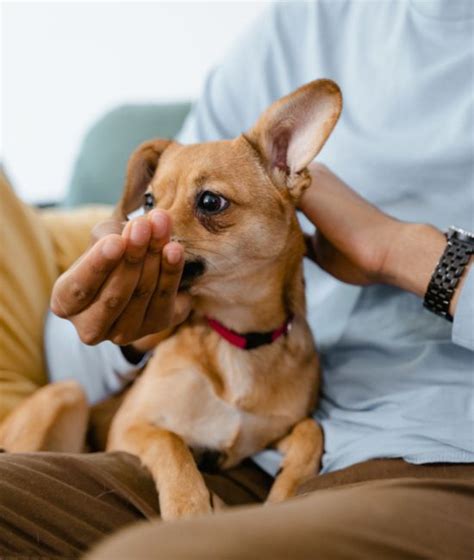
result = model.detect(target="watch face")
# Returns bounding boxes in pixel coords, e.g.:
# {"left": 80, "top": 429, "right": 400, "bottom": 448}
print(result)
{"left": 448, "top": 226, "right": 474, "bottom": 244}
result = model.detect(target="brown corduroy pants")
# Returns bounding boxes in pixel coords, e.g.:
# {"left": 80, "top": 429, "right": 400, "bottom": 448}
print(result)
{"left": 0, "top": 451, "right": 473, "bottom": 560}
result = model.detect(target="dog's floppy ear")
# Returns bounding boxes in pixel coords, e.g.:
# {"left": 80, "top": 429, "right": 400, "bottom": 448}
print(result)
{"left": 116, "top": 138, "right": 172, "bottom": 218}
{"left": 246, "top": 79, "right": 342, "bottom": 199}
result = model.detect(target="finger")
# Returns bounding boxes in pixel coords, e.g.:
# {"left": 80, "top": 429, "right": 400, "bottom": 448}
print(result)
{"left": 74, "top": 213, "right": 172, "bottom": 344}
{"left": 107, "top": 253, "right": 160, "bottom": 345}
{"left": 148, "top": 210, "right": 171, "bottom": 253}
{"left": 312, "top": 232, "right": 335, "bottom": 267}
{"left": 143, "top": 242, "right": 184, "bottom": 331}
{"left": 71, "top": 255, "right": 145, "bottom": 345}
{"left": 108, "top": 212, "right": 171, "bottom": 344}
{"left": 123, "top": 217, "right": 152, "bottom": 264}
{"left": 50, "top": 234, "right": 125, "bottom": 318}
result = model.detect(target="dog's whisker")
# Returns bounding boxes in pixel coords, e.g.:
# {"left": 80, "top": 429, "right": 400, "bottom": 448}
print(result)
{"left": 185, "top": 236, "right": 240, "bottom": 252}
{"left": 184, "top": 249, "right": 226, "bottom": 275}
{"left": 185, "top": 233, "right": 279, "bottom": 265}
{"left": 185, "top": 243, "right": 240, "bottom": 267}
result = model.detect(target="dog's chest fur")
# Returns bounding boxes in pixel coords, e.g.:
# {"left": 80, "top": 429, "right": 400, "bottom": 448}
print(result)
{"left": 115, "top": 319, "right": 318, "bottom": 468}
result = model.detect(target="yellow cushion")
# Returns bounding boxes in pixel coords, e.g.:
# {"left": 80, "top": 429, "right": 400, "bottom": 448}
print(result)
{"left": 40, "top": 205, "right": 113, "bottom": 275}
{"left": 0, "top": 168, "right": 112, "bottom": 421}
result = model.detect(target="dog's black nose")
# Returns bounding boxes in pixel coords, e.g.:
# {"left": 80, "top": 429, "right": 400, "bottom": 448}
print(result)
{"left": 179, "top": 259, "right": 206, "bottom": 291}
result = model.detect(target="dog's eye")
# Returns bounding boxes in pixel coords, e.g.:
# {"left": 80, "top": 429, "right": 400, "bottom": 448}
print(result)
{"left": 196, "top": 191, "right": 229, "bottom": 214}
{"left": 143, "top": 192, "right": 155, "bottom": 212}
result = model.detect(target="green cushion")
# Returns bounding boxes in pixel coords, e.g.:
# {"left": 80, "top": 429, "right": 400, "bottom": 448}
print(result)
{"left": 64, "top": 102, "right": 191, "bottom": 207}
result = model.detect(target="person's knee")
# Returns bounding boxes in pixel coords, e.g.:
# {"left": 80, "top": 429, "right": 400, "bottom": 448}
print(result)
{"left": 87, "top": 477, "right": 474, "bottom": 560}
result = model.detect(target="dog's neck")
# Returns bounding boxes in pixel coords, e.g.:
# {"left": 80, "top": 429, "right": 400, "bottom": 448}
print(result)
{"left": 193, "top": 227, "right": 306, "bottom": 334}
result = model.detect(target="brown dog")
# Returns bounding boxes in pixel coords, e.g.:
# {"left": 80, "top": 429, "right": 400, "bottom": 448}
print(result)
{"left": 106, "top": 79, "right": 342, "bottom": 519}
{"left": 0, "top": 79, "right": 342, "bottom": 520}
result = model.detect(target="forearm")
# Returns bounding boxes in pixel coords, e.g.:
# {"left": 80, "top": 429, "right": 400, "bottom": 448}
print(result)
{"left": 300, "top": 163, "right": 471, "bottom": 318}
{"left": 381, "top": 223, "right": 445, "bottom": 299}
{"left": 300, "top": 164, "right": 398, "bottom": 264}
{"left": 382, "top": 224, "right": 472, "bottom": 317}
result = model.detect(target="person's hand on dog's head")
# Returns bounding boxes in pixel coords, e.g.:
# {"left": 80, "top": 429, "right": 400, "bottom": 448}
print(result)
{"left": 300, "top": 163, "right": 449, "bottom": 308}
{"left": 50, "top": 209, "right": 192, "bottom": 351}
{"left": 299, "top": 163, "right": 401, "bottom": 286}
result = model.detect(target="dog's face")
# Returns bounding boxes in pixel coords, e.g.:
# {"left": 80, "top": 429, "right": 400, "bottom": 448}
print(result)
{"left": 119, "top": 80, "right": 342, "bottom": 296}
{"left": 140, "top": 138, "right": 301, "bottom": 292}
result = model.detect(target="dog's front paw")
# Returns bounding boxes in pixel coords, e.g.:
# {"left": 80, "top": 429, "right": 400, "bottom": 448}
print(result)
{"left": 266, "top": 474, "right": 297, "bottom": 504}
{"left": 159, "top": 478, "right": 212, "bottom": 521}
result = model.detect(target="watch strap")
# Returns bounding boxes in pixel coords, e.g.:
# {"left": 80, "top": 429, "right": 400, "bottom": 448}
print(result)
{"left": 423, "top": 228, "right": 474, "bottom": 321}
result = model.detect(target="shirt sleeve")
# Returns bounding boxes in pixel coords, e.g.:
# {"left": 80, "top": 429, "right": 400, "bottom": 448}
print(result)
{"left": 452, "top": 264, "right": 474, "bottom": 351}
{"left": 44, "top": 311, "right": 150, "bottom": 405}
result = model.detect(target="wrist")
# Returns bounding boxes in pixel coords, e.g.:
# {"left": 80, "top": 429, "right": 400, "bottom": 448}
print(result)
{"left": 382, "top": 222, "right": 446, "bottom": 298}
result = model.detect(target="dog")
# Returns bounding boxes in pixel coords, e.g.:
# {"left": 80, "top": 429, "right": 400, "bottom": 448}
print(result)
{"left": 0, "top": 79, "right": 342, "bottom": 520}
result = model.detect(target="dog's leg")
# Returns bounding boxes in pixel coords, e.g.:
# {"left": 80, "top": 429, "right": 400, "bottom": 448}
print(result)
{"left": 108, "top": 423, "right": 212, "bottom": 521}
{"left": 0, "top": 380, "right": 88, "bottom": 453}
{"left": 266, "top": 418, "right": 323, "bottom": 503}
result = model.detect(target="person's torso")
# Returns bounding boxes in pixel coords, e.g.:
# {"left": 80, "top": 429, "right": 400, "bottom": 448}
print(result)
{"left": 250, "top": 0, "right": 474, "bottom": 474}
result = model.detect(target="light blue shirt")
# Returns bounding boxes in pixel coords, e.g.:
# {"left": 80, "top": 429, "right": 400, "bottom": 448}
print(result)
{"left": 46, "top": 0, "right": 473, "bottom": 475}
{"left": 176, "top": 0, "right": 474, "bottom": 474}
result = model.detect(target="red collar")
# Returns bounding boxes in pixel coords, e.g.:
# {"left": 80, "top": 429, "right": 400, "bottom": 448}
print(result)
{"left": 206, "top": 315, "right": 293, "bottom": 350}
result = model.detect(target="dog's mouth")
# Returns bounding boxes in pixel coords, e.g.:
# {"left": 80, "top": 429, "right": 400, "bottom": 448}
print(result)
{"left": 179, "top": 258, "right": 206, "bottom": 291}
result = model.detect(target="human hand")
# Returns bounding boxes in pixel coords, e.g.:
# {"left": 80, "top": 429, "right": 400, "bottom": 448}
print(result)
{"left": 50, "top": 210, "right": 192, "bottom": 349}
{"left": 299, "top": 163, "right": 447, "bottom": 300}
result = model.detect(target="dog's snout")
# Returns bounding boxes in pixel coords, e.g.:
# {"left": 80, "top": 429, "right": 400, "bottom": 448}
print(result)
{"left": 179, "top": 259, "right": 206, "bottom": 291}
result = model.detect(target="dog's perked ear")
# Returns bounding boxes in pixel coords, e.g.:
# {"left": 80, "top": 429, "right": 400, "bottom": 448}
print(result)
{"left": 116, "top": 138, "right": 172, "bottom": 218}
{"left": 246, "top": 79, "right": 342, "bottom": 199}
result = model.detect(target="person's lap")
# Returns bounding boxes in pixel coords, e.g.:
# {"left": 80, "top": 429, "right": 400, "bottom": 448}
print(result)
{"left": 0, "top": 450, "right": 473, "bottom": 559}
{"left": 88, "top": 473, "right": 474, "bottom": 560}
{"left": 0, "top": 450, "right": 272, "bottom": 558}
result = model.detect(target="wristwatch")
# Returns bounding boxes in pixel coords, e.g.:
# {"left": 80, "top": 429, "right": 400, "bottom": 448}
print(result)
{"left": 423, "top": 226, "right": 474, "bottom": 322}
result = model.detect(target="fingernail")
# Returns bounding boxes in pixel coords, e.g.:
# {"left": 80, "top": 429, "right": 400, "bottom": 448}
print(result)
{"left": 150, "top": 211, "right": 168, "bottom": 238}
{"left": 102, "top": 237, "right": 123, "bottom": 259}
{"left": 131, "top": 220, "right": 150, "bottom": 244}
{"left": 166, "top": 244, "right": 182, "bottom": 265}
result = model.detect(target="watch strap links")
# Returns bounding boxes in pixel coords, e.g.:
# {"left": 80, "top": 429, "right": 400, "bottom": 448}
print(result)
{"left": 423, "top": 228, "right": 474, "bottom": 322}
